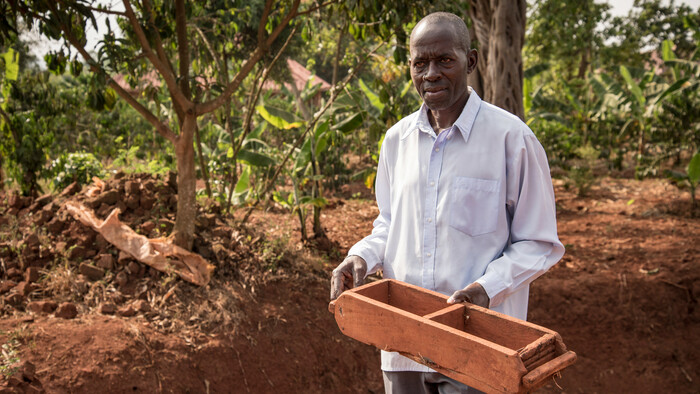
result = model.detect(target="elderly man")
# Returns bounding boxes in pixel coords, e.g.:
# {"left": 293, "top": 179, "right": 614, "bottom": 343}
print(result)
{"left": 330, "top": 12, "right": 564, "bottom": 393}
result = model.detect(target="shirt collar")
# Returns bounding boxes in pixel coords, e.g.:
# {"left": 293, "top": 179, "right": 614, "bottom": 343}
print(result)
{"left": 402, "top": 87, "right": 482, "bottom": 142}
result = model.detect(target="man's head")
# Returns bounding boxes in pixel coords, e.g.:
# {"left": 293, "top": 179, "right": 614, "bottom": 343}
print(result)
{"left": 409, "top": 12, "right": 477, "bottom": 114}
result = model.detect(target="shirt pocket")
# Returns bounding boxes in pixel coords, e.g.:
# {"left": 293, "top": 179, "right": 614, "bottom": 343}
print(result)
{"left": 449, "top": 177, "right": 500, "bottom": 237}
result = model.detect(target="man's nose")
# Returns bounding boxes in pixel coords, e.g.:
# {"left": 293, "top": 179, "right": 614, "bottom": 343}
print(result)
{"left": 424, "top": 61, "right": 441, "bottom": 81}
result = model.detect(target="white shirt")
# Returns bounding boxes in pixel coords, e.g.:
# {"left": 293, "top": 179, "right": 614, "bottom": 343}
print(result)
{"left": 347, "top": 89, "right": 565, "bottom": 372}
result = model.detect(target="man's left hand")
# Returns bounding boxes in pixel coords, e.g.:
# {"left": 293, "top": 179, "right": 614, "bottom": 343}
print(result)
{"left": 447, "top": 282, "right": 490, "bottom": 308}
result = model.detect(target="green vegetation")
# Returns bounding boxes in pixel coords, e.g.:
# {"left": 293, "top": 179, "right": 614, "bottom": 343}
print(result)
{"left": 0, "top": 0, "right": 698, "bottom": 245}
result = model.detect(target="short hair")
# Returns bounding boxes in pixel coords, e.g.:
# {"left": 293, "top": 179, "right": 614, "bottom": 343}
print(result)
{"left": 411, "top": 12, "right": 471, "bottom": 53}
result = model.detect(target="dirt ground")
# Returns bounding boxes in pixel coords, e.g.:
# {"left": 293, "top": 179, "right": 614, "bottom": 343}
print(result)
{"left": 0, "top": 174, "right": 698, "bottom": 393}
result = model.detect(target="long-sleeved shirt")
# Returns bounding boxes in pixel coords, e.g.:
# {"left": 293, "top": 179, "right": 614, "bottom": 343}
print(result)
{"left": 347, "top": 89, "right": 565, "bottom": 372}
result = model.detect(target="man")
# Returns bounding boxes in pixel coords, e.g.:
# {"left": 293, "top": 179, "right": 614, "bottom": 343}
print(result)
{"left": 330, "top": 12, "right": 564, "bottom": 394}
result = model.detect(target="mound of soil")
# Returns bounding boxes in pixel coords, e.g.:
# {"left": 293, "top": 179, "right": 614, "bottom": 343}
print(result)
{"left": 0, "top": 174, "right": 698, "bottom": 393}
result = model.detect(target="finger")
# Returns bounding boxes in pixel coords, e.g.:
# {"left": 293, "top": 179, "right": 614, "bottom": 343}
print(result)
{"left": 353, "top": 262, "right": 366, "bottom": 289}
{"left": 330, "top": 269, "right": 344, "bottom": 300}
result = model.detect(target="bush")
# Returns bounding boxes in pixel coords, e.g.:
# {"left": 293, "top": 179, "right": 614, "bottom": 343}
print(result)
{"left": 48, "top": 152, "right": 104, "bottom": 191}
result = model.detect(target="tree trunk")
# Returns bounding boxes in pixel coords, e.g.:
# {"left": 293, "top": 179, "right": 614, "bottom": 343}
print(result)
{"left": 173, "top": 115, "right": 197, "bottom": 250}
{"left": 468, "top": 0, "right": 526, "bottom": 120}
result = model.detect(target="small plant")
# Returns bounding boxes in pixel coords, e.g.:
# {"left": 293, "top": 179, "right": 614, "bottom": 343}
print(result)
{"left": 567, "top": 144, "right": 600, "bottom": 197}
{"left": 665, "top": 151, "right": 700, "bottom": 214}
{"left": 48, "top": 152, "right": 104, "bottom": 191}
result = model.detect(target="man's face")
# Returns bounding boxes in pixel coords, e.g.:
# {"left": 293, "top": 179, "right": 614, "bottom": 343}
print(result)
{"left": 409, "top": 23, "right": 476, "bottom": 112}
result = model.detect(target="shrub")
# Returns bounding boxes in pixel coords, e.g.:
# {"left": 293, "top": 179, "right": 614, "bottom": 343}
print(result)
{"left": 48, "top": 152, "right": 104, "bottom": 191}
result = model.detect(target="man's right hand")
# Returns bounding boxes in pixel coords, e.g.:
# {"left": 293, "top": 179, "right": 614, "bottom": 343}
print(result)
{"left": 330, "top": 255, "right": 367, "bottom": 300}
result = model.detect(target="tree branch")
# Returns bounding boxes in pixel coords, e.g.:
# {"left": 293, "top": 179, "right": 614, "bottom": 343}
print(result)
{"left": 295, "top": 0, "right": 338, "bottom": 16}
{"left": 122, "top": 0, "right": 192, "bottom": 114}
{"left": 175, "top": 0, "right": 191, "bottom": 102}
{"left": 142, "top": 0, "right": 183, "bottom": 119}
{"left": 258, "top": 0, "right": 274, "bottom": 45}
{"left": 45, "top": 3, "right": 177, "bottom": 143}
{"left": 197, "top": 0, "right": 301, "bottom": 115}
{"left": 86, "top": 5, "right": 126, "bottom": 17}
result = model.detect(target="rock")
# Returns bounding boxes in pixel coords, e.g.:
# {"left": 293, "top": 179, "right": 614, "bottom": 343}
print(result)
{"left": 125, "top": 194, "right": 140, "bottom": 210}
{"left": 23, "top": 233, "right": 41, "bottom": 249}
{"left": 6, "top": 268, "right": 23, "bottom": 279}
{"left": 139, "top": 194, "right": 156, "bottom": 210}
{"left": 14, "top": 281, "right": 37, "bottom": 297}
{"left": 88, "top": 189, "right": 120, "bottom": 208}
{"left": 115, "top": 200, "right": 127, "bottom": 213}
{"left": 59, "top": 181, "right": 81, "bottom": 197}
{"left": 32, "top": 209, "right": 53, "bottom": 226}
{"left": 142, "top": 180, "right": 156, "bottom": 192}
{"left": 5, "top": 293, "right": 25, "bottom": 306}
{"left": 27, "top": 300, "right": 57, "bottom": 314}
{"left": 125, "top": 180, "right": 140, "bottom": 195}
{"left": 55, "top": 302, "right": 78, "bottom": 319}
{"left": 24, "top": 267, "right": 41, "bottom": 283}
{"left": 117, "top": 305, "right": 136, "bottom": 317}
{"left": 68, "top": 246, "right": 89, "bottom": 260}
{"left": 115, "top": 271, "right": 128, "bottom": 287}
{"left": 27, "top": 194, "right": 53, "bottom": 212}
{"left": 118, "top": 251, "right": 133, "bottom": 264}
{"left": 95, "top": 254, "right": 115, "bottom": 271}
{"left": 46, "top": 218, "right": 65, "bottom": 234}
{"left": 98, "top": 303, "right": 117, "bottom": 315}
{"left": 0, "top": 281, "right": 17, "bottom": 294}
{"left": 133, "top": 299, "right": 151, "bottom": 313}
{"left": 95, "top": 234, "right": 109, "bottom": 251}
{"left": 140, "top": 221, "right": 156, "bottom": 234}
{"left": 126, "top": 261, "right": 141, "bottom": 276}
{"left": 96, "top": 203, "right": 112, "bottom": 218}
{"left": 79, "top": 263, "right": 105, "bottom": 281}
{"left": 8, "top": 192, "right": 24, "bottom": 209}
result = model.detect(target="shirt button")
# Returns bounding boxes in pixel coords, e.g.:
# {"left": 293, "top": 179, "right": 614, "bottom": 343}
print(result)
{"left": 427, "top": 252, "right": 432, "bottom": 257}
{"left": 430, "top": 181, "right": 435, "bottom": 187}
{"left": 434, "top": 148, "right": 440, "bottom": 152}
{"left": 427, "top": 218, "right": 432, "bottom": 223}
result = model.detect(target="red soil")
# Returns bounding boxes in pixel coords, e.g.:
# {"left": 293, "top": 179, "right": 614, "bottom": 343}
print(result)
{"left": 0, "top": 176, "right": 698, "bottom": 393}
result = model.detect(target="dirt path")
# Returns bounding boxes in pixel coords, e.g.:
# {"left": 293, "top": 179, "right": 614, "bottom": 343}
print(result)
{"left": 0, "top": 176, "right": 698, "bottom": 392}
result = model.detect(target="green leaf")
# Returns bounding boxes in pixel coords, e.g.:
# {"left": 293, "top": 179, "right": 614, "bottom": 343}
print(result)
{"left": 237, "top": 149, "right": 275, "bottom": 167}
{"left": 2, "top": 48, "right": 19, "bottom": 82}
{"left": 688, "top": 151, "right": 700, "bottom": 187}
{"left": 661, "top": 40, "right": 676, "bottom": 62}
{"left": 524, "top": 63, "right": 549, "bottom": 79}
{"left": 358, "top": 79, "right": 385, "bottom": 112}
{"left": 256, "top": 105, "right": 303, "bottom": 129}
{"left": 620, "top": 65, "right": 646, "bottom": 105}
{"left": 234, "top": 166, "right": 250, "bottom": 194}
{"left": 333, "top": 112, "right": 363, "bottom": 133}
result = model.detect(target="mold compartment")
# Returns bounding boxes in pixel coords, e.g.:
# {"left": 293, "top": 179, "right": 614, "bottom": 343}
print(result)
{"left": 354, "top": 279, "right": 449, "bottom": 317}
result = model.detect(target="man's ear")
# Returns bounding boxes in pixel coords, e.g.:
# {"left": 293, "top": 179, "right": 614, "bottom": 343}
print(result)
{"left": 466, "top": 49, "right": 478, "bottom": 74}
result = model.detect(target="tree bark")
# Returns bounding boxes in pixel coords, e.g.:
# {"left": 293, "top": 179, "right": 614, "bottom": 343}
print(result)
{"left": 173, "top": 115, "right": 197, "bottom": 250}
{"left": 468, "top": 0, "right": 526, "bottom": 120}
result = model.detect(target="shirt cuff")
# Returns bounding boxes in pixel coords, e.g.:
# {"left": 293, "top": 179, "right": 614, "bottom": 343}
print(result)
{"left": 347, "top": 245, "right": 382, "bottom": 277}
{"left": 475, "top": 271, "right": 508, "bottom": 308}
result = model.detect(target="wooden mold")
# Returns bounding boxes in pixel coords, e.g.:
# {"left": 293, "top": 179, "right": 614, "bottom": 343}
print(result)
{"left": 329, "top": 279, "right": 576, "bottom": 393}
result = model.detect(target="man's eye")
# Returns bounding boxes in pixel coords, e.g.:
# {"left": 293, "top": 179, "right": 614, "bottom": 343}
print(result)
{"left": 413, "top": 61, "right": 425, "bottom": 68}
{"left": 440, "top": 58, "right": 453, "bottom": 64}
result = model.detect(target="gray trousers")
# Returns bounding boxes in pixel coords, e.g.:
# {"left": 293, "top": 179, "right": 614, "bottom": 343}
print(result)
{"left": 382, "top": 371, "right": 484, "bottom": 394}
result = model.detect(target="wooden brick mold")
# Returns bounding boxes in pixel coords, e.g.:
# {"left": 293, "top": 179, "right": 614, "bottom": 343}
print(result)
{"left": 328, "top": 279, "right": 576, "bottom": 393}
